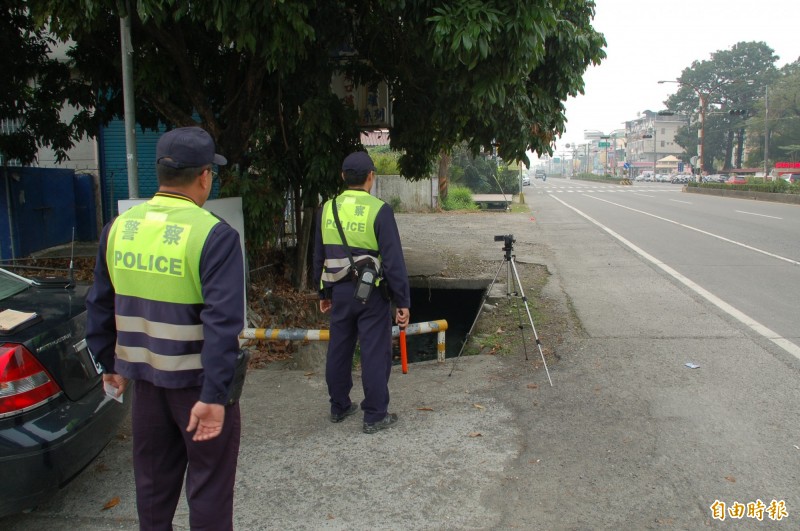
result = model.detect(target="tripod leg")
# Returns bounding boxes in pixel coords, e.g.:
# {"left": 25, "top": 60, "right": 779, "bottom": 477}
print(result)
{"left": 449, "top": 258, "right": 507, "bottom": 376}
{"left": 509, "top": 257, "right": 553, "bottom": 386}
{"left": 510, "top": 286, "right": 529, "bottom": 361}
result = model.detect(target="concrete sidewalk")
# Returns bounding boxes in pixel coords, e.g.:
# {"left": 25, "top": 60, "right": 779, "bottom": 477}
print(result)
{"left": 2, "top": 354, "right": 540, "bottom": 530}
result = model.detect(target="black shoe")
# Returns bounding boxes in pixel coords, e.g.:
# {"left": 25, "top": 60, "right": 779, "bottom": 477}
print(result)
{"left": 363, "top": 413, "right": 398, "bottom": 434}
{"left": 330, "top": 404, "right": 359, "bottom": 423}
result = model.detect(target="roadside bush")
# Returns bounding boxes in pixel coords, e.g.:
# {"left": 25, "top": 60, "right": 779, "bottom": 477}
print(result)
{"left": 369, "top": 147, "right": 400, "bottom": 175}
{"left": 441, "top": 186, "right": 478, "bottom": 211}
{"left": 572, "top": 173, "right": 622, "bottom": 183}
{"left": 388, "top": 196, "right": 403, "bottom": 212}
{"left": 688, "top": 179, "right": 800, "bottom": 194}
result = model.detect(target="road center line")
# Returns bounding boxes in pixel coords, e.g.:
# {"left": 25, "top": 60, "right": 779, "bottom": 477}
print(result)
{"left": 632, "top": 193, "right": 656, "bottom": 198}
{"left": 581, "top": 195, "right": 800, "bottom": 266}
{"left": 735, "top": 210, "right": 782, "bottom": 220}
{"left": 550, "top": 194, "right": 800, "bottom": 362}
{"left": 670, "top": 199, "right": 692, "bottom": 204}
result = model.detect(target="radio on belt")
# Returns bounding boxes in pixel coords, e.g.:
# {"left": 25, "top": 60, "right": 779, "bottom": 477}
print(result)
{"left": 353, "top": 264, "right": 377, "bottom": 303}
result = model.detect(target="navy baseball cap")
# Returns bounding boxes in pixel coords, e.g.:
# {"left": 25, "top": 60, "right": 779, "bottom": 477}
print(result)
{"left": 156, "top": 127, "right": 227, "bottom": 169}
{"left": 342, "top": 151, "right": 376, "bottom": 174}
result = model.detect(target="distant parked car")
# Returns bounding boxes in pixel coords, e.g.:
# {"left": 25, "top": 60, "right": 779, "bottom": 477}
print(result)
{"left": 0, "top": 267, "right": 129, "bottom": 517}
{"left": 725, "top": 175, "right": 747, "bottom": 185}
{"left": 781, "top": 173, "right": 800, "bottom": 184}
{"left": 522, "top": 175, "right": 531, "bottom": 186}
{"left": 534, "top": 170, "right": 547, "bottom": 180}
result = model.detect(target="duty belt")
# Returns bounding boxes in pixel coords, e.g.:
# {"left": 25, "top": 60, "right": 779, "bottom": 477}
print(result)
{"left": 321, "top": 255, "right": 382, "bottom": 283}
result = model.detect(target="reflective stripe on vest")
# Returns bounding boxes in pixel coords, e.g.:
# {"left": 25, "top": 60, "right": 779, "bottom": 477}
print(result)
{"left": 320, "top": 256, "right": 382, "bottom": 283}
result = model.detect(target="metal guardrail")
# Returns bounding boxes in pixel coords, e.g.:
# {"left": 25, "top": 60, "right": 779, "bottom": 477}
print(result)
{"left": 240, "top": 319, "right": 449, "bottom": 363}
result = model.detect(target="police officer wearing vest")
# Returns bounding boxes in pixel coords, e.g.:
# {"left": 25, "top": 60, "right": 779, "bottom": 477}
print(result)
{"left": 86, "top": 127, "right": 245, "bottom": 530}
{"left": 314, "top": 151, "right": 410, "bottom": 434}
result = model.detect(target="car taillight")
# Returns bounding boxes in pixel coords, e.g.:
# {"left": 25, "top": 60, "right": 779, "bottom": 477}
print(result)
{"left": 0, "top": 344, "right": 62, "bottom": 417}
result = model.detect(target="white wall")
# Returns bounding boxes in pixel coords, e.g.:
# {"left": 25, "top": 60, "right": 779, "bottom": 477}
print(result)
{"left": 374, "top": 175, "right": 438, "bottom": 211}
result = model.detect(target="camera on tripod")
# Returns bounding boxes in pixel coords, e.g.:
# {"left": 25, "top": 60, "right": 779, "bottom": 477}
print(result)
{"left": 494, "top": 234, "right": 515, "bottom": 249}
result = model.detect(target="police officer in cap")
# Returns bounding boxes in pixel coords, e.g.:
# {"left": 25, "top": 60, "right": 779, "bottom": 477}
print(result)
{"left": 314, "top": 151, "right": 410, "bottom": 434}
{"left": 86, "top": 126, "right": 245, "bottom": 529}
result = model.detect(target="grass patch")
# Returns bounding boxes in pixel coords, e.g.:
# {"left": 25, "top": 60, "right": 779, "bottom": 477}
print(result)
{"left": 461, "top": 263, "right": 559, "bottom": 362}
{"left": 441, "top": 186, "right": 479, "bottom": 211}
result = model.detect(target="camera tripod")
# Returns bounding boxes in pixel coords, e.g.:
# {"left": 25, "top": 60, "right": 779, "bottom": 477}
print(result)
{"left": 450, "top": 235, "right": 553, "bottom": 386}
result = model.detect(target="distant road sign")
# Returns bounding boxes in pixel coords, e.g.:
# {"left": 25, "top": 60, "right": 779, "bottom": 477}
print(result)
{"left": 623, "top": 162, "right": 631, "bottom": 170}
{"left": 598, "top": 142, "right": 610, "bottom": 147}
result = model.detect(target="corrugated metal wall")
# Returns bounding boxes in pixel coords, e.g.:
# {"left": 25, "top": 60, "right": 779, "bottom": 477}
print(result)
{"left": 100, "top": 120, "right": 221, "bottom": 225}
{"left": 100, "top": 120, "right": 163, "bottom": 222}
{"left": 1, "top": 167, "right": 76, "bottom": 258}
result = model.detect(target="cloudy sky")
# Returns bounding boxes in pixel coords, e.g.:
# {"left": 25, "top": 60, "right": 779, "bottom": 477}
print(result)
{"left": 534, "top": 0, "right": 800, "bottom": 160}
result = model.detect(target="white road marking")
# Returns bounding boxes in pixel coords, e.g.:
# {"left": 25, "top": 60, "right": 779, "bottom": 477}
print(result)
{"left": 670, "top": 199, "right": 692, "bottom": 204}
{"left": 550, "top": 194, "right": 800, "bottom": 362}
{"left": 581, "top": 195, "right": 800, "bottom": 266}
{"left": 735, "top": 210, "right": 782, "bottom": 220}
{"left": 632, "top": 193, "right": 656, "bottom": 198}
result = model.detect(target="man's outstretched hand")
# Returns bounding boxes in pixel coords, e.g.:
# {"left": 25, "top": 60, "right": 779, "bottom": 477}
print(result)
{"left": 186, "top": 401, "right": 225, "bottom": 441}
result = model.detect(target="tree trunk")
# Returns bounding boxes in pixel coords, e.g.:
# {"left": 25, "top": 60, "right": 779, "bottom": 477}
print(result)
{"left": 723, "top": 130, "right": 735, "bottom": 170}
{"left": 735, "top": 127, "right": 745, "bottom": 168}
{"left": 294, "top": 204, "right": 316, "bottom": 292}
{"left": 437, "top": 150, "right": 450, "bottom": 207}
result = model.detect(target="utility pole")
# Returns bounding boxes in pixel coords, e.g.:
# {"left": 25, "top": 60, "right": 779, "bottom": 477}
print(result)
{"left": 653, "top": 114, "right": 658, "bottom": 176}
{"left": 658, "top": 80, "right": 706, "bottom": 183}
{"left": 764, "top": 86, "right": 769, "bottom": 178}
{"left": 119, "top": 0, "right": 139, "bottom": 198}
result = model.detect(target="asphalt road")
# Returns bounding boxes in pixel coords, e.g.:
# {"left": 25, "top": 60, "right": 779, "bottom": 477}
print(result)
{"left": 3, "top": 180, "right": 798, "bottom": 529}
{"left": 526, "top": 178, "right": 800, "bottom": 353}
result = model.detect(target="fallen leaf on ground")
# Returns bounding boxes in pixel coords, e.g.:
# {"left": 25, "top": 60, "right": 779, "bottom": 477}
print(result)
{"left": 417, "top": 407, "right": 434, "bottom": 411}
{"left": 468, "top": 432, "right": 482, "bottom": 438}
{"left": 102, "top": 497, "right": 120, "bottom": 510}
{"left": 725, "top": 476, "right": 736, "bottom": 483}
{"left": 527, "top": 383, "right": 538, "bottom": 390}
{"left": 304, "top": 372, "right": 315, "bottom": 377}
{"left": 473, "top": 403, "right": 485, "bottom": 410}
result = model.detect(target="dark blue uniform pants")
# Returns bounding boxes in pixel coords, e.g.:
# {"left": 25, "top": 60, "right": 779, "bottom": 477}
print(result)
{"left": 327, "top": 281, "right": 393, "bottom": 424}
{"left": 132, "top": 380, "right": 241, "bottom": 531}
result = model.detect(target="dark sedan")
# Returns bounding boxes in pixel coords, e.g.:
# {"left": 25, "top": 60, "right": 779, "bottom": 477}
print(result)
{"left": 0, "top": 268, "right": 129, "bottom": 518}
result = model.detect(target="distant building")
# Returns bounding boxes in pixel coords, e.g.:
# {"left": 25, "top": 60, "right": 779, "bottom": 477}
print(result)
{"left": 625, "top": 111, "right": 688, "bottom": 175}
{"left": 361, "top": 129, "right": 391, "bottom": 147}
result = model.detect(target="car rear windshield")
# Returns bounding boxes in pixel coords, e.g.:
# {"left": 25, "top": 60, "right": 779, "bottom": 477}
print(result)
{"left": 0, "top": 269, "right": 31, "bottom": 300}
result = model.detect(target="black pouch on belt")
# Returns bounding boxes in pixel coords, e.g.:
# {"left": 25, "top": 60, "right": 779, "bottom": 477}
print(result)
{"left": 226, "top": 349, "right": 251, "bottom": 405}
{"left": 353, "top": 262, "right": 378, "bottom": 303}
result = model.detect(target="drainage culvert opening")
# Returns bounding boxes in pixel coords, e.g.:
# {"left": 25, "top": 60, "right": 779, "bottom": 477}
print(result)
{"left": 394, "top": 279, "right": 490, "bottom": 365}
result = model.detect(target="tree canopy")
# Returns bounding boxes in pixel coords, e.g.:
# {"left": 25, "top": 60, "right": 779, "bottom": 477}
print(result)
{"left": 745, "top": 60, "right": 800, "bottom": 167}
{"left": 9, "top": 0, "right": 605, "bottom": 282}
{"left": 664, "top": 41, "right": 778, "bottom": 172}
{"left": 0, "top": 0, "right": 94, "bottom": 164}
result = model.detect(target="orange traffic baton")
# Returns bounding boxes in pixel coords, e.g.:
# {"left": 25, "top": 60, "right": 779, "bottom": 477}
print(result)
{"left": 399, "top": 328, "right": 408, "bottom": 374}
